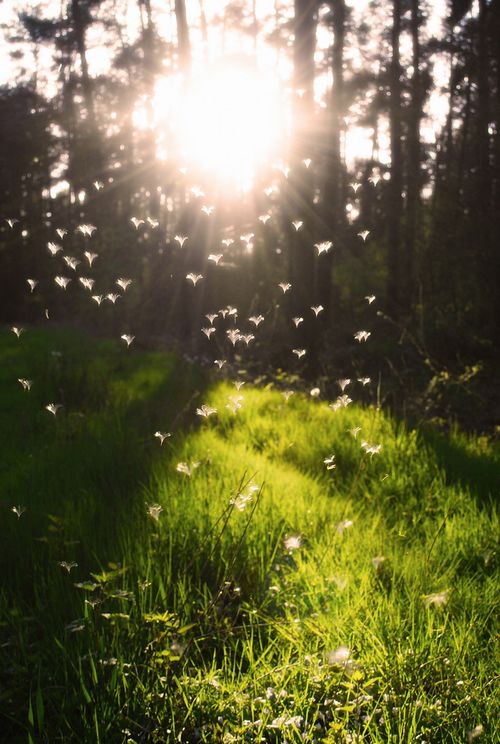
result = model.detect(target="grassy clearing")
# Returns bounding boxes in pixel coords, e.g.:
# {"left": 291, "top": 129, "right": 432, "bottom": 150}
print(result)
{"left": 0, "top": 329, "right": 498, "bottom": 743}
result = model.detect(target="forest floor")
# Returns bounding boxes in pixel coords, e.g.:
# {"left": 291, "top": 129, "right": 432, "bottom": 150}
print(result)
{"left": 0, "top": 328, "right": 498, "bottom": 743}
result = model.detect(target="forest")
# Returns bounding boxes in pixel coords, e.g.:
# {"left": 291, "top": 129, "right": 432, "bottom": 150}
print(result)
{"left": 0, "top": 0, "right": 498, "bottom": 427}
{"left": 0, "top": 1, "right": 499, "bottom": 742}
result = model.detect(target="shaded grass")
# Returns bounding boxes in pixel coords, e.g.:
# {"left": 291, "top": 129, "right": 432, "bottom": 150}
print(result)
{"left": 0, "top": 329, "right": 498, "bottom": 743}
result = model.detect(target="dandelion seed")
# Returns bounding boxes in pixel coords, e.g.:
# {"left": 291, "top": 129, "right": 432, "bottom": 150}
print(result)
{"left": 240, "top": 333, "right": 254, "bottom": 346}
{"left": 311, "top": 305, "right": 324, "bottom": 316}
{"left": 63, "top": 255, "right": 80, "bottom": 271}
{"left": 45, "top": 309, "right": 49, "bottom": 319}
{"left": 221, "top": 238, "right": 234, "bottom": 247}
{"left": 66, "top": 619, "right": 85, "bottom": 633}
{"left": 226, "top": 394, "right": 244, "bottom": 414}
{"left": 121, "top": 334, "right": 135, "bottom": 348}
{"left": 48, "top": 241, "right": 62, "bottom": 256}
{"left": 106, "top": 293, "right": 120, "bottom": 304}
{"left": 196, "top": 404, "right": 217, "bottom": 418}
{"left": 348, "top": 426, "right": 362, "bottom": 438}
{"left": 77, "top": 223, "right": 97, "bottom": 237}
{"left": 336, "top": 519, "right": 353, "bottom": 534}
{"left": 130, "top": 217, "right": 144, "bottom": 229}
{"left": 357, "top": 377, "right": 371, "bottom": 386}
{"left": 361, "top": 441, "right": 382, "bottom": 456}
{"left": 11, "top": 326, "right": 24, "bottom": 338}
{"left": 174, "top": 234, "right": 188, "bottom": 247}
{"left": 354, "top": 330, "right": 371, "bottom": 342}
{"left": 202, "top": 327, "right": 216, "bottom": 339}
{"left": 27, "top": 279, "right": 38, "bottom": 292}
{"left": 147, "top": 503, "right": 163, "bottom": 522}
{"left": 46, "top": 403, "right": 62, "bottom": 415}
{"left": 330, "top": 394, "right": 352, "bottom": 411}
{"left": 190, "top": 185, "right": 204, "bottom": 197}
{"left": 92, "top": 294, "right": 104, "bottom": 305}
{"left": 423, "top": 590, "right": 449, "bottom": 608}
{"left": 55, "top": 276, "right": 71, "bottom": 290}
{"left": 314, "top": 241, "right": 332, "bottom": 255}
{"left": 357, "top": 230, "right": 370, "bottom": 241}
{"left": 303, "top": 158, "right": 312, "bottom": 168}
{"left": 93, "top": 180, "right": 103, "bottom": 190}
{"left": 208, "top": 253, "right": 223, "bottom": 265}
{"left": 227, "top": 329, "right": 241, "bottom": 346}
{"left": 279, "top": 282, "right": 291, "bottom": 293}
{"left": 154, "top": 431, "right": 172, "bottom": 445}
{"left": 292, "top": 220, "right": 303, "bottom": 231}
{"left": 372, "top": 556, "right": 385, "bottom": 569}
{"left": 351, "top": 182, "right": 362, "bottom": 193}
{"left": 186, "top": 273, "right": 203, "bottom": 286}
{"left": 147, "top": 217, "right": 159, "bottom": 228}
{"left": 214, "top": 359, "right": 226, "bottom": 369}
{"left": 282, "top": 390, "right": 294, "bottom": 402}
{"left": 292, "top": 317, "right": 303, "bottom": 328}
{"left": 326, "top": 646, "right": 351, "bottom": 665}
{"left": 79, "top": 277, "right": 95, "bottom": 291}
{"left": 55, "top": 228, "right": 67, "bottom": 239}
{"left": 310, "top": 387, "right": 320, "bottom": 397}
{"left": 337, "top": 378, "right": 351, "bottom": 392}
{"left": 6, "top": 218, "right": 19, "bottom": 228}
{"left": 201, "top": 205, "right": 214, "bottom": 216}
{"left": 231, "top": 491, "right": 253, "bottom": 511}
{"left": 249, "top": 315, "right": 264, "bottom": 327}
{"left": 176, "top": 460, "right": 200, "bottom": 477}
{"left": 292, "top": 348, "right": 306, "bottom": 359}
{"left": 116, "top": 278, "right": 132, "bottom": 291}
{"left": 59, "top": 561, "right": 78, "bottom": 572}
{"left": 258, "top": 214, "right": 270, "bottom": 224}
{"left": 284, "top": 535, "right": 302, "bottom": 552}
{"left": 234, "top": 380, "right": 245, "bottom": 390}
{"left": 84, "top": 250, "right": 98, "bottom": 267}
{"left": 365, "top": 294, "right": 376, "bottom": 304}
{"left": 369, "top": 174, "right": 381, "bottom": 186}
{"left": 324, "top": 454, "right": 336, "bottom": 470}
{"left": 240, "top": 233, "right": 254, "bottom": 244}
{"left": 11, "top": 505, "right": 26, "bottom": 518}
{"left": 18, "top": 378, "right": 32, "bottom": 391}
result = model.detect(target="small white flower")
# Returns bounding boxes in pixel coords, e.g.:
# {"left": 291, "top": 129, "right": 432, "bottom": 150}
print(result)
{"left": 284, "top": 535, "right": 302, "bottom": 552}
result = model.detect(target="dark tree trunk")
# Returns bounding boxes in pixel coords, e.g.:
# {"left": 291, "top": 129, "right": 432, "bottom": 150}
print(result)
{"left": 387, "top": 0, "right": 404, "bottom": 315}
{"left": 175, "top": 0, "right": 191, "bottom": 74}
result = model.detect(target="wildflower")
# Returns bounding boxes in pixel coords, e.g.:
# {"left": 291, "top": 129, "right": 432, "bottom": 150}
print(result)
{"left": 326, "top": 646, "right": 351, "bottom": 665}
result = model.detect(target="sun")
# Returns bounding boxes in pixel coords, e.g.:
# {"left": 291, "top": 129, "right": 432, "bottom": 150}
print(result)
{"left": 153, "top": 58, "right": 287, "bottom": 192}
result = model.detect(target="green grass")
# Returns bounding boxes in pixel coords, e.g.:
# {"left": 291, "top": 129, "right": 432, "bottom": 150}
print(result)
{"left": 0, "top": 328, "right": 498, "bottom": 743}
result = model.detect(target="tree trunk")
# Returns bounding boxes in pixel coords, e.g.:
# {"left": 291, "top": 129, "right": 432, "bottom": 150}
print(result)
{"left": 387, "top": 0, "right": 404, "bottom": 315}
{"left": 175, "top": 0, "right": 191, "bottom": 74}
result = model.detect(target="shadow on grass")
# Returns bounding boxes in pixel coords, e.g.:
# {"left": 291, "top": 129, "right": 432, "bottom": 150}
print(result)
{"left": 0, "top": 326, "right": 210, "bottom": 601}
{"left": 421, "top": 426, "right": 499, "bottom": 507}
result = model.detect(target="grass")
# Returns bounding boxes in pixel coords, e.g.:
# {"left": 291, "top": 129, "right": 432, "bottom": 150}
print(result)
{"left": 0, "top": 327, "right": 498, "bottom": 743}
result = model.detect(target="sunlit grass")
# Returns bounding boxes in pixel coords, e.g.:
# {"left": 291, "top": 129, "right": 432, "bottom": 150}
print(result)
{"left": 0, "top": 329, "right": 498, "bottom": 742}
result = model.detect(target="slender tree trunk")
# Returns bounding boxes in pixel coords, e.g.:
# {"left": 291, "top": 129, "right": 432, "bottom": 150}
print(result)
{"left": 387, "top": 0, "right": 404, "bottom": 315}
{"left": 404, "top": 0, "right": 422, "bottom": 311}
{"left": 70, "top": 0, "right": 96, "bottom": 128}
{"left": 175, "top": 0, "right": 191, "bottom": 74}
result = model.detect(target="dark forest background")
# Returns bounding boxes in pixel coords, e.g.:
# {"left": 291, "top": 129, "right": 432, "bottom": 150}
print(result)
{"left": 0, "top": 0, "right": 499, "bottom": 430}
